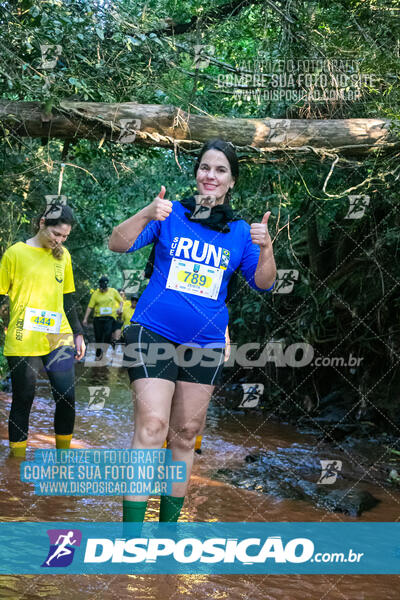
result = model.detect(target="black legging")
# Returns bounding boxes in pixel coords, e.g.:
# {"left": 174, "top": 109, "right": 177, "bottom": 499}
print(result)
{"left": 7, "top": 346, "right": 75, "bottom": 443}
{"left": 93, "top": 316, "right": 114, "bottom": 357}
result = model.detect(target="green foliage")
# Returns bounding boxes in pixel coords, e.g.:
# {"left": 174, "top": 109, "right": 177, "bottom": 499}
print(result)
{"left": 0, "top": 0, "right": 399, "bottom": 426}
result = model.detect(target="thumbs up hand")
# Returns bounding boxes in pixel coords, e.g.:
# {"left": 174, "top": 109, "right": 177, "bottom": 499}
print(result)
{"left": 147, "top": 186, "right": 173, "bottom": 221}
{"left": 250, "top": 211, "right": 272, "bottom": 247}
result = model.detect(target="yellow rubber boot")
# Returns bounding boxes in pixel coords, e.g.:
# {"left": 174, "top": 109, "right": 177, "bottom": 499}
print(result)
{"left": 10, "top": 440, "right": 27, "bottom": 458}
{"left": 55, "top": 434, "right": 72, "bottom": 449}
{"left": 194, "top": 435, "right": 202, "bottom": 454}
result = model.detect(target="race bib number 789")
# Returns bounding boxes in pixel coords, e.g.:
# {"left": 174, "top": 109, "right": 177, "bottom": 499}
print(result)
{"left": 166, "top": 258, "right": 223, "bottom": 300}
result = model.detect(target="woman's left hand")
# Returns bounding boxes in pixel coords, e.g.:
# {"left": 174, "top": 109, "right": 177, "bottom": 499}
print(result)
{"left": 250, "top": 211, "right": 272, "bottom": 247}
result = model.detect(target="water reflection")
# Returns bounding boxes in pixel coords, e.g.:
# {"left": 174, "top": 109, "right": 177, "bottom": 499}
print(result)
{"left": 0, "top": 358, "right": 399, "bottom": 598}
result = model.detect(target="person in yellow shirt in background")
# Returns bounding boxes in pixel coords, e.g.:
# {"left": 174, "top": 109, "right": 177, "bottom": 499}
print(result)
{"left": 83, "top": 277, "right": 123, "bottom": 360}
{"left": 121, "top": 294, "right": 138, "bottom": 336}
{"left": 0, "top": 204, "right": 85, "bottom": 457}
{"left": 120, "top": 290, "right": 132, "bottom": 319}
{"left": 111, "top": 289, "right": 131, "bottom": 346}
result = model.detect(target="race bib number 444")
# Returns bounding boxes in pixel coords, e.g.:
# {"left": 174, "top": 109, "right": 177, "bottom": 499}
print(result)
{"left": 23, "top": 307, "right": 62, "bottom": 333}
{"left": 166, "top": 258, "right": 223, "bottom": 300}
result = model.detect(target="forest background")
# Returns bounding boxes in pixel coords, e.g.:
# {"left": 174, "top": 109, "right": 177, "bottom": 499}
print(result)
{"left": 0, "top": 0, "right": 399, "bottom": 430}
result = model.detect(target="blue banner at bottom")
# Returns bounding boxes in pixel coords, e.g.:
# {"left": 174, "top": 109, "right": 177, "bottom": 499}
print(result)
{"left": 0, "top": 522, "right": 399, "bottom": 574}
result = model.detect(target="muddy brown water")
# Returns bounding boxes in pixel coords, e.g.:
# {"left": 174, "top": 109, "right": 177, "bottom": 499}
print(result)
{"left": 0, "top": 355, "right": 399, "bottom": 599}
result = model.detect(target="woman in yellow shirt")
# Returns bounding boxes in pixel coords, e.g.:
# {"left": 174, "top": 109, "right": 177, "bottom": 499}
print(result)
{"left": 0, "top": 204, "right": 85, "bottom": 457}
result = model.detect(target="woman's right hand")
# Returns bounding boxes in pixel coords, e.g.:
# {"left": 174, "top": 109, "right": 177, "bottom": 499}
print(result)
{"left": 109, "top": 186, "right": 172, "bottom": 253}
{"left": 145, "top": 186, "right": 173, "bottom": 221}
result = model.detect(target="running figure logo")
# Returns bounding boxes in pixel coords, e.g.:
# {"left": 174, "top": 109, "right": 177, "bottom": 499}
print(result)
{"left": 238, "top": 383, "right": 264, "bottom": 408}
{"left": 42, "top": 529, "right": 82, "bottom": 567}
{"left": 88, "top": 386, "right": 110, "bottom": 411}
{"left": 273, "top": 269, "right": 299, "bottom": 294}
{"left": 44, "top": 195, "right": 67, "bottom": 220}
{"left": 193, "top": 44, "right": 215, "bottom": 69}
{"left": 116, "top": 118, "right": 141, "bottom": 144}
{"left": 123, "top": 269, "right": 145, "bottom": 294}
{"left": 40, "top": 44, "right": 62, "bottom": 69}
{"left": 45, "top": 345, "right": 74, "bottom": 373}
{"left": 317, "top": 460, "right": 342, "bottom": 484}
{"left": 345, "top": 195, "right": 370, "bottom": 219}
{"left": 192, "top": 195, "right": 217, "bottom": 220}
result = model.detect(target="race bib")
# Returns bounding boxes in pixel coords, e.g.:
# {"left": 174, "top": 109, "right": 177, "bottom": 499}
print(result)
{"left": 23, "top": 307, "right": 62, "bottom": 334}
{"left": 99, "top": 306, "right": 113, "bottom": 315}
{"left": 166, "top": 258, "right": 223, "bottom": 300}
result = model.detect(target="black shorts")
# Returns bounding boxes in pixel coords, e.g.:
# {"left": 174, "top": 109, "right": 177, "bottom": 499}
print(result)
{"left": 122, "top": 322, "right": 225, "bottom": 386}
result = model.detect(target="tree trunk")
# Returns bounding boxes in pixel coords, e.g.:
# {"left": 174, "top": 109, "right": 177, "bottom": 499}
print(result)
{"left": 0, "top": 100, "right": 397, "bottom": 157}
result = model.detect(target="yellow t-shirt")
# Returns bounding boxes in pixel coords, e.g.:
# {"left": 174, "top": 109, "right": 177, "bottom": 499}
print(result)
{"left": 122, "top": 303, "right": 135, "bottom": 330}
{"left": 88, "top": 288, "right": 123, "bottom": 318}
{"left": 115, "top": 298, "right": 129, "bottom": 322}
{"left": 0, "top": 242, "right": 75, "bottom": 356}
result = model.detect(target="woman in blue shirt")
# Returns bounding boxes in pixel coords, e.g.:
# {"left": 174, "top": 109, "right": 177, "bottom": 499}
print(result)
{"left": 109, "top": 139, "right": 276, "bottom": 522}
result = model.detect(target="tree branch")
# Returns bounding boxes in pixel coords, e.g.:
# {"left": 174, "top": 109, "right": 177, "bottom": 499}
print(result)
{"left": 0, "top": 100, "right": 397, "bottom": 158}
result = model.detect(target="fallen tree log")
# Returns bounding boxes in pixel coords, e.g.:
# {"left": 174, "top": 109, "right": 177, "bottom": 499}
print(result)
{"left": 0, "top": 100, "right": 397, "bottom": 158}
